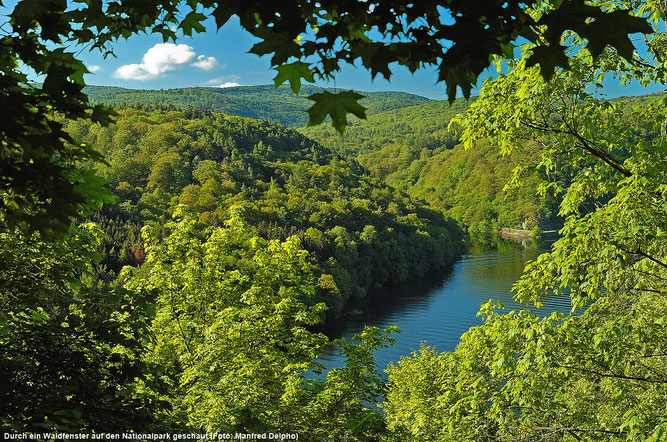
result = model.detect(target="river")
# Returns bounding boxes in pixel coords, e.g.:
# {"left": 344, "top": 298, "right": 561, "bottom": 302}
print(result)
{"left": 319, "top": 240, "right": 572, "bottom": 371}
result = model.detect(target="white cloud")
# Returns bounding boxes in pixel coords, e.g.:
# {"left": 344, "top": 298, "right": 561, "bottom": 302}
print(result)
{"left": 214, "top": 82, "right": 241, "bottom": 88}
{"left": 114, "top": 43, "right": 196, "bottom": 80}
{"left": 192, "top": 55, "right": 218, "bottom": 71}
{"left": 87, "top": 65, "right": 101, "bottom": 73}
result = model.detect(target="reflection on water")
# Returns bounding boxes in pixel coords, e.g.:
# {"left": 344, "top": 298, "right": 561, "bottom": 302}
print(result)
{"left": 319, "top": 241, "right": 571, "bottom": 371}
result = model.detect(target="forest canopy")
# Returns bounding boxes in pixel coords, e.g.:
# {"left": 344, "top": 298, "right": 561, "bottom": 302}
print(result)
{"left": 83, "top": 85, "right": 432, "bottom": 127}
{"left": 63, "top": 108, "right": 462, "bottom": 316}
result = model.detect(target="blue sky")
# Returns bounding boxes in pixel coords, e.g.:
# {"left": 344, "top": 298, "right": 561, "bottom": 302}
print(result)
{"left": 2, "top": 3, "right": 665, "bottom": 100}
{"left": 76, "top": 15, "right": 468, "bottom": 99}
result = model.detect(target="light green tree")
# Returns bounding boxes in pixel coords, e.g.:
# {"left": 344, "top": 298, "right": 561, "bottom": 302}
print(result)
{"left": 384, "top": 1, "right": 667, "bottom": 440}
{"left": 128, "top": 211, "right": 396, "bottom": 439}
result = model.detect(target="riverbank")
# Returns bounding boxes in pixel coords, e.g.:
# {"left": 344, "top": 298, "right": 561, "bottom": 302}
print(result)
{"left": 500, "top": 228, "right": 559, "bottom": 240}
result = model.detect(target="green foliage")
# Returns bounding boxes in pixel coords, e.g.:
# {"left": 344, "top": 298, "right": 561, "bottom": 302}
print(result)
{"left": 124, "top": 215, "right": 396, "bottom": 438}
{"left": 213, "top": 0, "right": 649, "bottom": 102}
{"left": 0, "top": 0, "right": 193, "bottom": 237}
{"left": 383, "top": 7, "right": 667, "bottom": 440}
{"left": 3, "top": 96, "right": 443, "bottom": 433}
{"left": 64, "top": 108, "right": 462, "bottom": 318}
{"left": 274, "top": 62, "right": 316, "bottom": 94}
{"left": 307, "top": 90, "right": 367, "bottom": 134}
{"left": 130, "top": 216, "right": 327, "bottom": 431}
{"left": 0, "top": 226, "right": 169, "bottom": 431}
{"left": 0, "top": 40, "right": 114, "bottom": 237}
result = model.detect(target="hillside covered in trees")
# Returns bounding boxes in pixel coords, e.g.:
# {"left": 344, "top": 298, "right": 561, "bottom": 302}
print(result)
{"left": 302, "top": 100, "right": 563, "bottom": 240}
{"left": 64, "top": 108, "right": 462, "bottom": 318}
{"left": 85, "top": 86, "right": 564, "bottom": 241}
{"left": 84, "top": 85, "right": 431, "bottom": 127}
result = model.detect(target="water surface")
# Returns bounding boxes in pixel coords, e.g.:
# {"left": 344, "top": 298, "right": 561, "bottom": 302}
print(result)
{"left": 319, "top": 241, "right": 571, "bottom": 371}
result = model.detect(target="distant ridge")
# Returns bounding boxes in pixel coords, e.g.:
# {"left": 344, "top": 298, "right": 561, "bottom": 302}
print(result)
{"left": 84, "top": 84, "right": 432, "bottom": 127}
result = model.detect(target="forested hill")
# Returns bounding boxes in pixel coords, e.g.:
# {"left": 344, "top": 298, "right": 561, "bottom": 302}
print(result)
{"left": 301, "top": 99, "right": 562, "bottom": 241}
{"left": 85, "top": 83, "right": 556, "bottom": 240}
{"left": 302, "top": 93, "right": 667, "bottom": 240}
{"left": 85, "top": 86, "right": 664, "bottom": 242}
{"left": 84, "top": 84, "right": 431, "bottom": 127}
{"left": 63, "top": 108, "right": 462, "bottom": 319}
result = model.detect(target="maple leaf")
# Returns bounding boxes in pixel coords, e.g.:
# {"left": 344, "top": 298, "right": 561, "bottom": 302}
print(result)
{"left": 526, "top": 45, "right": 570, "bottom": 80}
{"left": 180, "top": 11, "right": 205, "bottom": 36}
{"left": 273, "top": 61, "right": 314, "bottom": 94}
{"left": 306, "top": 91, "right": 367, "bottom": 134}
